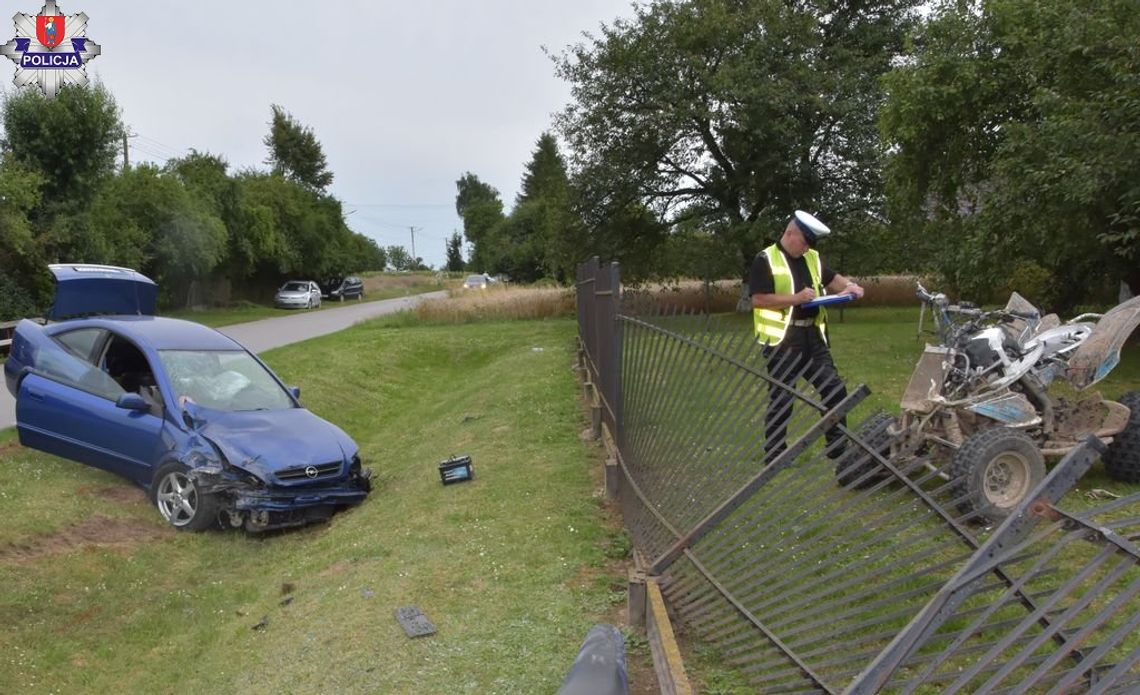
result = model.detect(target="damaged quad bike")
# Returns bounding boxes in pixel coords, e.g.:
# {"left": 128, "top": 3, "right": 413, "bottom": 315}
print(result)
{"left": 838, "top": 283, "right": 1140, "bottom": 522}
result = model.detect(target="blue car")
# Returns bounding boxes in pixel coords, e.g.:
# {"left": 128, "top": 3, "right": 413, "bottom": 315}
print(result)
{"left": 3, "top": 264, "right": 372, "bottom": 532}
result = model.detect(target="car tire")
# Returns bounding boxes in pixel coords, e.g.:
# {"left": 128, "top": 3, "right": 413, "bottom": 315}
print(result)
{"left": 950, "top": 428, "right": 1045, "bottom": 523}
{"left": 339, "top": 294, "right": 345, "bottom": 302}
{"left": 1103, "top": 391, "right": 1140, "bottom": 483}
{"left": 151, "top": 461, "right": 219, "bottom": 531}
{"left": 306, "top": 298, "right": 312, "bottom": 310}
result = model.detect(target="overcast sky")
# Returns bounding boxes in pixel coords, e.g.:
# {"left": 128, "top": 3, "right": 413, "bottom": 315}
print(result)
{"left": 12, "top": 0, "right": 638, "bottom": 268}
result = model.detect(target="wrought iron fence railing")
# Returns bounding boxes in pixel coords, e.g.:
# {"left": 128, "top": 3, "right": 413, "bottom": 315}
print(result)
{"left": 576, "top": 258, "right": 1140, "bottom": 693}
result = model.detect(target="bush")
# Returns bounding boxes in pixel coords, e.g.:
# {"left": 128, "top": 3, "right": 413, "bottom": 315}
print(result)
{"left": 1001, "top": 262, "right": 1054, "bottom": 308}
{"left": 0, "top": 273, "right": 41, "bottom": 321}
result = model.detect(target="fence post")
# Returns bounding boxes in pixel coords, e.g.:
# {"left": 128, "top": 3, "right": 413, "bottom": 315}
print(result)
{"left": 608, "top": 262, "right": 623, "bottom": 447}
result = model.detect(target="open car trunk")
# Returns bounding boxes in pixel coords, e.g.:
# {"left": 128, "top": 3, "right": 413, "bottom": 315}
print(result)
{"left": 47, "top": 264, "right": 157, "bottom": 320}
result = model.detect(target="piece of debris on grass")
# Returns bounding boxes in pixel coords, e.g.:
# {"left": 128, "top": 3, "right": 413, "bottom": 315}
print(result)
{"left": 252, "top": 615, "right": 269, "bottom": 631}
{"left": 394, "top": 606, "right": 436, "bottom": 638}
{"left": 361, "top": 588, "right": 374, "bottom": 599}
{"left": 280, "top": 596, "right": 295, "bottom": 607}
{"left": 461, "top": 414, "right": 480, "bottom": 424}
{"left": 1086, "top": 488, "right": 1122, "bottom": 501}
{"left": 281, "top": 582, "right": 295, "bottom": 595}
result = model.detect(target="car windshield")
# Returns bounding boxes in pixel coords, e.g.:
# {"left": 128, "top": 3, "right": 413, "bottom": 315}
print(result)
{"left": 282, "top": 282, "right": 308, "bottom": 292}
{"left": 465, "top": 275, "right": 484, "bottom": 284}
{"left": 159, "top": 349, "right": 294, "bottom": 411}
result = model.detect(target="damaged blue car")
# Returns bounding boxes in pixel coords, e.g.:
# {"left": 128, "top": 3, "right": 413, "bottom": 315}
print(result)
{"left": 3, "top": 264, "right": 372, "bottom": 532}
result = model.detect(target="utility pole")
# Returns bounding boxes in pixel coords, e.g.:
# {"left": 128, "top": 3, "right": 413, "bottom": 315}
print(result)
{"left": 409, "top": 226, "right": 420, "bottom": 261}
{"left": 122, "top": 130, "right": 137, "bottom": 171}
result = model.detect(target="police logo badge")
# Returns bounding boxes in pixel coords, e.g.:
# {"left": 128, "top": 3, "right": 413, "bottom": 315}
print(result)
{"left": 1, "top": 1, "right": 100, "bottom": 98}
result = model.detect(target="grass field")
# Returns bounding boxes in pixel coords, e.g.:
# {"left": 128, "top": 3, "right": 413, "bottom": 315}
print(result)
{"left": 164, "top": 272, "right": 450, "bottom": 328}
{"left": 0, "top": 317, "right": 654, "bottom": 693}
{"left": 2, "top": 295, "right": 1137, "bottom": 693}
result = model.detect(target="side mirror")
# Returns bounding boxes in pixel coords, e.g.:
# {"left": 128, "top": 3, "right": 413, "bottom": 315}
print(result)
{"left": 116, "top": 392, "right": 149, "bottom": 411}
{"left": 288, "top": 386, "right": 301, "bottom": 400}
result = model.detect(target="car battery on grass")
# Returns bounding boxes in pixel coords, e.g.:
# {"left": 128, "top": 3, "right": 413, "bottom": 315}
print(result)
{"left": 439, "top": 454, "right": 474, "bottom": 485}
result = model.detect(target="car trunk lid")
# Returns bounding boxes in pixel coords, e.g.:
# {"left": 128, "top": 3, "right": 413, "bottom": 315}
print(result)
{"left": 47, "top": 264, "right": 158, "bottom": 320}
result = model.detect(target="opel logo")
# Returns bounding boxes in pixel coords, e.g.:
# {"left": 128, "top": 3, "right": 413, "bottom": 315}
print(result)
{"left": 305, "top": 466, "right": 318, "bottom": 479}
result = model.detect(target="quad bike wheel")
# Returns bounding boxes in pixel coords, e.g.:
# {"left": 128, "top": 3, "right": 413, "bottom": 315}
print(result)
{"left": 1103, "top": 391, "right": 1140, "bottom": 483}
{"left": 836, "top": 413, "right": 894, "bottom": 489}
{"left": 950, "top": 428, "right": 1045, "bottom": 523}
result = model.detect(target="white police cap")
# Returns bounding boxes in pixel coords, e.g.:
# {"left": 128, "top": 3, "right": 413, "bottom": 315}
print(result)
{"left": 792, "top": 210, "right": 831, "bottom": 245}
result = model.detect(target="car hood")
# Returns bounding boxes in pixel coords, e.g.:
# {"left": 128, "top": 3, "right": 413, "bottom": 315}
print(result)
{"left": 192, "top": 407, "right": 355, "bottom": 478}
{"left": 47, "top": 264, "right": 157, "bottom": 319}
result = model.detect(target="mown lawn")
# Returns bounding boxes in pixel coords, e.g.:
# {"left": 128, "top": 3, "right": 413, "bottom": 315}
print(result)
{"left": 0, "top": 318, "right": 641, "bottom": 693}
{"left": 2, "top": 303, "right": 1137, "bottom": 693}
{"left": 164, "top": 272, "right": 449, "bottom": 328}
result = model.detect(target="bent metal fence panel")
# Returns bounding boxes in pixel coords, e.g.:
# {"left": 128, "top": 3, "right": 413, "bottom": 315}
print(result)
{"left": 576, "top": 259, "right": 1140, "bottom": 693}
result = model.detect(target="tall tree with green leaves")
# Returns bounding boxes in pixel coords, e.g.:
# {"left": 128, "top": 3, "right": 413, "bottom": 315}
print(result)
{"left": 515, "top": 132, "right": 585, "bottom": 282}
{"left": 90, "top": 164, "right": 227, "bottom": 307}
{"left": 0, "top": 155, "right": 47, "bottom": 318}
{"left": 882, "top": 0, "right": 1140, "bottom": 307}
{"left": 445, "top": 232, "right": 465, "bottom": 271}
{"left": 1, "top": 83, "right": 124, "bottom": 209}
{"left": 455, "top": 172, "right": 505, "bottom": 272}
{"left": 263, "top": 104, "right": 334, "bottom": 192}
{"left": 555, "top": 0, "right": 921, "bottom": 272}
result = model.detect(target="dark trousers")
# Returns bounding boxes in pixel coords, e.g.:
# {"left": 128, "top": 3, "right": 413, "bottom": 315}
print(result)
{"left": 763, "top": 326, "right": 848, "bottom": 460}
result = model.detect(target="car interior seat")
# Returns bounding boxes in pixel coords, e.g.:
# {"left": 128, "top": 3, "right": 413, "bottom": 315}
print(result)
{"left": 104, "top": 341, "right": 161, "bottom": 410}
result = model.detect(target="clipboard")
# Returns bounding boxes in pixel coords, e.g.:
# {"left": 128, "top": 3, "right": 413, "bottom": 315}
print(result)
{"left": 801, "top": 294, "right": 855, "bottom": 309}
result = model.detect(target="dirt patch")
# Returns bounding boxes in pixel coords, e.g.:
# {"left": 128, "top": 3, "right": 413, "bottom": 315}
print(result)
{"left": 77, "top": 483, "right": 148, "bottom": 506}
{"left": 0, "top": 514, "right": 169, "bottom": 563}
{"left": 319, "top": 559, "right": 352, "bottom": 577}
{"left": 0, "top": 440, "right": 23, "bottom": 456}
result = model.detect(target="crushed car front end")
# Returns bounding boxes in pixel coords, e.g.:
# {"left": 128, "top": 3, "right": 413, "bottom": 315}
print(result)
{"left": 177, "top": 421, "right": 373, "bottom": 532}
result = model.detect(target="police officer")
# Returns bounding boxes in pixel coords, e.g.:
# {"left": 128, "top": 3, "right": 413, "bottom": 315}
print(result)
{"left": 750, "top": 211, "right": 864, "bottom": 462}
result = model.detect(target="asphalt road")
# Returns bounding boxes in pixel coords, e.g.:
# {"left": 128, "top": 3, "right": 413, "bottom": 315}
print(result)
{"left": 0, "top": 291, "right": 447, "bottom": 431}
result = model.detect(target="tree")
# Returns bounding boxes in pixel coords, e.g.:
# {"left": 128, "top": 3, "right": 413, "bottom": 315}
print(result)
{"left": 516, "top": 132, "right": 584, "bottom": 282}
{"left": 455, "top": 172, "right": 505, "bottom": 272}
{"left": 445, "top": 232, "right": 465, "bottom": 271}
{"left": 0, "top": 155, "right": 47, "bottom": 319}
{"left": 263, "top": 104, "right": 333, "bottom": 192}
{"left": 555, "top": 0, "right": 921, "bottom": 273}
{"left": 89, "top": 165, "right": 226, "bottom": 307}
{"left": 1, "top": 83, "right": 124, "bottom": 210}
{"left": 881, "top": 0, "right": 1140, "bottom": 307}
{"left": 386, "top": 245, "right": 412, "bottom": 271}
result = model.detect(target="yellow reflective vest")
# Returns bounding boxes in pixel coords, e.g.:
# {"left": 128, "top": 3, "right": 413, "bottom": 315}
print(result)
{"left": 753, "top": 244, "right": 828, "bottom": 346}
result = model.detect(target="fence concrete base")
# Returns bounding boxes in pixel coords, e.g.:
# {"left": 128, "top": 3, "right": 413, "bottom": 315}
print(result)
{"left": 646, "top": 579, "right": 692, "bottom": 695}
{"left": 604, "top": 457, "right": 620, "bottom": 501}
{"left": 628, "top": 569, "right": 646, "bottom": 626}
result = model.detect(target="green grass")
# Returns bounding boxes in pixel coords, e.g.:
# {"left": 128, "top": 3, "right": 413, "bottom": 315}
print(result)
{"left": 3, "top": 302, "right": 1137, "bottom": 693}
{"left": 0, "top": 318, "right": 632, "bottom": 693}
{"left": 164, "top": 281, "right": 445, "bottom": 328}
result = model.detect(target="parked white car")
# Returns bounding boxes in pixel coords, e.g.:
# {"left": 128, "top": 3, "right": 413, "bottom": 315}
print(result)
{"left": 274, "top": 280, "right": 322, "bottom": 309}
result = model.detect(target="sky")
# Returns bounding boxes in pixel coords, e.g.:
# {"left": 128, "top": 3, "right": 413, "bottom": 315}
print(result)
{"left": 5, "top": 0, "right": 639, "bottom": 269}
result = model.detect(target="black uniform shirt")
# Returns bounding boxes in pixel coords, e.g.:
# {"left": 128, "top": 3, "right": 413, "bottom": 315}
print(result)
{"left": 749, "top": 242, "right": 836, "bottom": 319}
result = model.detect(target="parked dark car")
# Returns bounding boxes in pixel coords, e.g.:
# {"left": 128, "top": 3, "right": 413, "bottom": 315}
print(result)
{"left": 320, "top": 276, "right": 364, "bottom": 302}
{"left": 3, "top": 264, "right": 373, "bottom": 532}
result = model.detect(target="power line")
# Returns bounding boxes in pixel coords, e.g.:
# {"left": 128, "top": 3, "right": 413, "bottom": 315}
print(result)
{"left": 345, "top": 202, "right": 454, "bottom": 209}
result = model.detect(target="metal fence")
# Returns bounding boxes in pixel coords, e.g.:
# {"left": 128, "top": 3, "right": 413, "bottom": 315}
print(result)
{"left": 576, "top": 258, "right": 1140, "bottom": 693}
